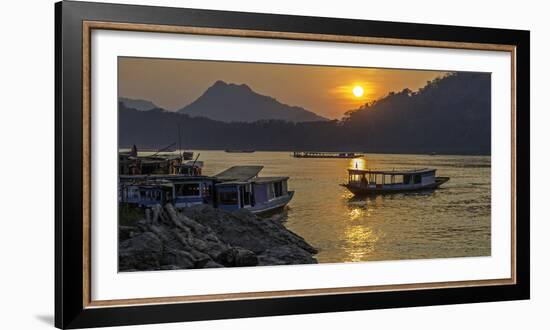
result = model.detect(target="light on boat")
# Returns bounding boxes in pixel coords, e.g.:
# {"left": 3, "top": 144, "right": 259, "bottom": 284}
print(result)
{"left": 350, "top": 158, "right": 367, "bottom": 170}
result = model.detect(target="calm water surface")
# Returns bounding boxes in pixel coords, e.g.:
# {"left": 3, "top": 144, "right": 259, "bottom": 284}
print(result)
{"left": 191, "top": 151, "right": 490, "bottom": 263}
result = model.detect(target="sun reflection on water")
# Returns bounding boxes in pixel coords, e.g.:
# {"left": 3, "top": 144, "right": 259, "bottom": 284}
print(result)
{"left": 348, "top": 208, "right": 364, "bottom": 221}
{"left": 343, "top": 225, "right": 379, "bottom": 262}
{"left": 343, "top": 196, "right": 380, "bottom": 261}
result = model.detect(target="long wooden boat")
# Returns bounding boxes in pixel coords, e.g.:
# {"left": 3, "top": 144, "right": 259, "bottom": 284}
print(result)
{"left": 341, "top": 168, "right": 449, "bottom": 195}
{"left": 292, "top": 151, "right": 363, "bottom": 159}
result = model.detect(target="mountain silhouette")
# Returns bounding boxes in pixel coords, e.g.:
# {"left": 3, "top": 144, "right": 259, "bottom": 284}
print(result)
{"left": 178, "top": 80, "right": 328, "bottom": 123}
{"left": 119, "top": 97, "right": 159, "bottom": 111}
{"left": 119, "top": 72, "right": 491, "bottom": 155}
{"left": 339, "top": 72, "right": 491, "bottom": 153}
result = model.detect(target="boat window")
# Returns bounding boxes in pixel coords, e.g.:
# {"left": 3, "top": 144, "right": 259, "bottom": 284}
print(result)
{"left": 414, "top": 175, "right": 421, "bottom": 184}
{"left": 176, "top": 183, "right": 201, "bottom": 196}
{"left": 274, "top": 182, "right": 283, "bottom": 197}
{"left": 239, "top": 186, "right": 245, "bottom": 207}
{"left": 202, "top": 184, "right": 211, "bottom": 197}
{"left": 267, "top": 184, "right": 275, "bottom": 200}
{"left": 130, "top": 190, "right": 137, "bottom": 199}
{"left": 219, "top": 191, "right": 238, "bottom": 205}
{"left": 242, "top": 185, "right": 252, "bottom": 206}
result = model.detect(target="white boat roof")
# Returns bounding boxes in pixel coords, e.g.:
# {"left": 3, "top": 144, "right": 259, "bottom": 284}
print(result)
{"left": 215, "top": 166, "right": 263, "bottom": 181}
{"left": 252, "top": 176, "right": 289, "bottom": 183}
{"left": 119, "top": 175, "right": 212, "bottom": 182}
{"left": 347, "top": 168, "right": 436, "bottom": 175}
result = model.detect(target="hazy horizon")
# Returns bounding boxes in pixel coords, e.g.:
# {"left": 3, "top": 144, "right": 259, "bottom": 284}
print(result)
{"left": 118, "top": 57, "right": 447, "bottom": 120}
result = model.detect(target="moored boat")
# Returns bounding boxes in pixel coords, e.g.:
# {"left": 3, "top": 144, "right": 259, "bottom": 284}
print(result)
{"left": 119, "top": 175, "right": 215, "bottom": 208}
{"left": 119, "top": 165, "right": 294, "bottom": 215}
{"left": 214, "top": 166, "right": 294, "bottom": 215}
{"left": 292, "top": 151, "right": 363, "bottom": 159}
{"left": 119, "top": 146, "right": 198, "bottom": 175}
{"left": 341, "top": 168, "right": 449, "bottom": 195}
{"left": 119, "top": 181, "right": 174, "bottom": 208}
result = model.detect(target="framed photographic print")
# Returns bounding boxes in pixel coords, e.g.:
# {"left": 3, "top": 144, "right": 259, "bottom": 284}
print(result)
{"left": 55, "top": 1, "right": 530, "bottom": 328}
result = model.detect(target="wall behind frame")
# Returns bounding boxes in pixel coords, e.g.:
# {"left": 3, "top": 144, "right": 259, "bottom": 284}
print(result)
{"left": 0, "top": 0, "right": 545, "bottom": 330}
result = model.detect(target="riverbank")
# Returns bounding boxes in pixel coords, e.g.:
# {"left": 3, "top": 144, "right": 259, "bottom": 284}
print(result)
{"left": 119, "top": 204, "right": 318, "bottom": 271}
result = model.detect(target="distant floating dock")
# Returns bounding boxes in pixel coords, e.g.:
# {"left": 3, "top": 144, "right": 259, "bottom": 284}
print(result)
{"left": 292, "top": 151, "right": 364, "bottom": 159}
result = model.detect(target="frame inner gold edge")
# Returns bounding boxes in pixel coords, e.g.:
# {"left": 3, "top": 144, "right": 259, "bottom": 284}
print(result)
{"left": 81, "top": 20, "right": 518, "bottom": 308}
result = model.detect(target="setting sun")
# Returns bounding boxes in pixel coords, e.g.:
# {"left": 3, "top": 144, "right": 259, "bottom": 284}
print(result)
{"left": 352, "top": 85, "right": 364, "bottom": 97}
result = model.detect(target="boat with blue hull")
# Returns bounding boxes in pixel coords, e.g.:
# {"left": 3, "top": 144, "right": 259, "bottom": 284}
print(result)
{"left": 119, "top": 182, "right": 174, "bottom": 208}
{"left": 342, "top": 168, "right": 449, "bottom": 195}
{"left": 119, "top": 175, "right": 216, "bottom": 209}
{"left": 214, "top": 166, "right": 294, "bottom": 215}
{"left": 119, "top": 166, "right": 294, "bottom": 215}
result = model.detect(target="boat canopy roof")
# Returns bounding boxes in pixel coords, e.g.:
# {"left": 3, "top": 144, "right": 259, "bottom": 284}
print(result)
{"left": 119, "top": 175, "right": 212, "bottom": 182}
{"left": 215, "top": 166, "right": 263, "bottom": 182}
{"left": 252, "top": 176, "right": 289, "bottom": 184}
{"left": 347, "top": 168, "right": 436, "bottom": 175}
{"left": 123, "top": 181, "right": 173, "bottom": 188}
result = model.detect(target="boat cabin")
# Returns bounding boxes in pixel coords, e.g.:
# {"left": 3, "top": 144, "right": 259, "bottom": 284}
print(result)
{"left": 215, "top": 177, "right": 292, "bottom": 213}
{"left": 173, "top": 161, "right": 203, "bottom": 176}
{"left": 215, "top": 182, "right": 253, "bottom": 211}
{"left": 119, "top": 182, "right": 173, "bottom": 208}
{"left": 168, "top": 177, "right": 215, "bottom": 209}
{"left": 118, "top": 145, "right": 197, "bottom": 176}
{"left": 119, "top": 175, "right": 215, "bottom": 209}
{"left": 214, "top": 166, "right": 294, "bottom": 214}
{"left": 348, "top": 168, "right": 436, "bottom": 187}
{"left": 251, "top": 177, "right": 289, "bottom": 205}
{"left": 119, "top": 153, "right": 183, "bottom": 175}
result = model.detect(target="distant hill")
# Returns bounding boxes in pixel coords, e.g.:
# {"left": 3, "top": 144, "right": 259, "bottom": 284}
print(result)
{"left": 119, "top": 72, "right": 491, "bottom": 155}
{"left": 119, "top": 97, "right": 159, "bottom": 111}
{"left": 178, "top": 80, "right": 328, "bottom": 123}
{"left": 340, "top": 72, "right": 491, "bottom": 154}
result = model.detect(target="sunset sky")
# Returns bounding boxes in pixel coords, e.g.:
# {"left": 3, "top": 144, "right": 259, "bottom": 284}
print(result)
{"left": 119, "top": 57, "right": 447, "bottom": 120}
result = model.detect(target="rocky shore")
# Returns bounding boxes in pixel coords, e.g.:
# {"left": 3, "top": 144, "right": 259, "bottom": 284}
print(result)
{"left": 119, "top": 204, "right": 318, "bottom": 271}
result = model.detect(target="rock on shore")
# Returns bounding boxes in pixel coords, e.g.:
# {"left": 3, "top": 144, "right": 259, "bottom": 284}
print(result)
{"left": 119, "top": 204, "right": 318, "bottom": 271}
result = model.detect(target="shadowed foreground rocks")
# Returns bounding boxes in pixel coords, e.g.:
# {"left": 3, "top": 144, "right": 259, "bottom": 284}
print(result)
{"left": 119, "top": 204, "right": 318, "bottom": 271}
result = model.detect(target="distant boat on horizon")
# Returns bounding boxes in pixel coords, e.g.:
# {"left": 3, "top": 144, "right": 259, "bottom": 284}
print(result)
{"left": 292, "top": 151, "right": 363, "bottom": 159}
{"left": 225, "top": 149, "right": 256, "bottom": 153}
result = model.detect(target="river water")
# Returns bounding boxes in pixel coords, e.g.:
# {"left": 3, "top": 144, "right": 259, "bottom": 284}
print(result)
{"left": 190, "top": 150, "right": 491, "bottom": 263}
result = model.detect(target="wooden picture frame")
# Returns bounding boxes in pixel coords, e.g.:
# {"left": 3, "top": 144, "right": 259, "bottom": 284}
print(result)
{"left": 55, "top": 1, "right": 530, "bottom": 328}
